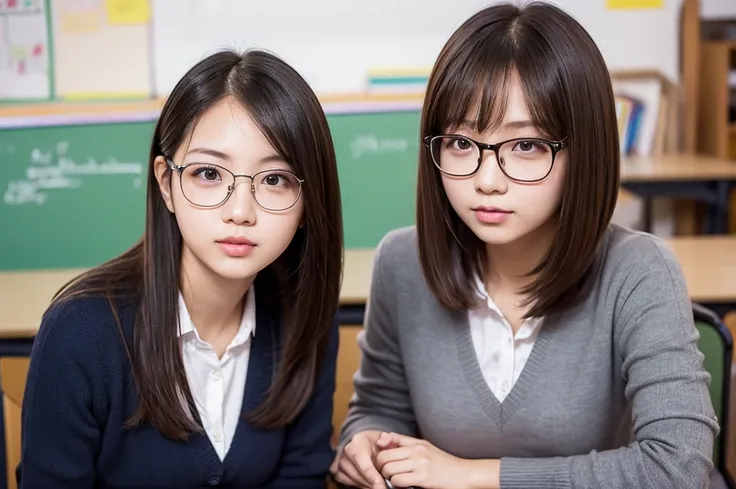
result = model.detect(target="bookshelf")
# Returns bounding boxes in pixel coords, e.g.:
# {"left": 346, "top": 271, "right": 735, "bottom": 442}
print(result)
{"left": 697, "top": 39, "right": 736, "bottom": 159}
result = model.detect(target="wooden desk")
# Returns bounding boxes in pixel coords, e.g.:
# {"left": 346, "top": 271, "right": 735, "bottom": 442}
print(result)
{"left": 2, "top": 235, "right": 733, "bottom": 338}
{"left": 620, "top": 154, "right": 736, "bottom": 234}
{"left": 0, "top": 249, "right": 377, "bottom": 339}
{"left": 665, "top": 235, "right": 736, "bottom": 316}
{"left": 621, "top": 154, "right": 736, "bottom": 182}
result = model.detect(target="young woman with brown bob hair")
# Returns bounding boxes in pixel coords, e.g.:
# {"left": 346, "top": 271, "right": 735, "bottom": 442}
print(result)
{"left": 19, "top": 49, "right": 343, "bottom": 488}
{"left": 333, "top": 3, "right": 717, "bottom": 489}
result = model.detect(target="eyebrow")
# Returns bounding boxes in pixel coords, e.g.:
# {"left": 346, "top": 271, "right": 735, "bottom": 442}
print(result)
{"left": 457, "top": 119, "right": 537, "bottom": 131}
{"left": 186, "top": 147, "right": 286, "bottom": 165}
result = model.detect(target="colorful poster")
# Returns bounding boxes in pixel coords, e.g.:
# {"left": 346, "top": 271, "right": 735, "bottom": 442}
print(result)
{"left": 607, "top": 0, "right": 664, "bottom": 9}
{"left": 0, "top": 0, "right": 50, "bottom": 99}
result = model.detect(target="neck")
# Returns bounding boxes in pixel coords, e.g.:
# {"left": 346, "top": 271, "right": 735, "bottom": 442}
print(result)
{"left": 179, "top": 249, "right": 254, "bottom": 337}
{"left": 484, "top": 219, "right": 556, "bottom": 291}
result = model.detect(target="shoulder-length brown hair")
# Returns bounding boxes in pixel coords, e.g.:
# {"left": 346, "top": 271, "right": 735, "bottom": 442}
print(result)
{"left": 417, "top": 1, "right": 619, "bottom": 318}
{"left": 52, "top": 49, "right": 343, "bottom": 440}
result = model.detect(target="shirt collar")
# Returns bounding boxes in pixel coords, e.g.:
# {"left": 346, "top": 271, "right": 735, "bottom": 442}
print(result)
{"left": 472, "top": 273, "right": 543, "bottom": 337}
{"left": 177, "top": 285, "right": 256, "bottom": 343}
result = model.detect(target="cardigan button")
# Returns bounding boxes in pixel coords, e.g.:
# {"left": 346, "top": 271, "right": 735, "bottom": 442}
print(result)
{"left": 209, "top": 476, "right": 220, "bottom": 486}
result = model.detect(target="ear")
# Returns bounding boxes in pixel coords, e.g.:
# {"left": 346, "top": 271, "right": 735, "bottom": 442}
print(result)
{"left": 153, "top": 156, "right": 175, "bottom": 214}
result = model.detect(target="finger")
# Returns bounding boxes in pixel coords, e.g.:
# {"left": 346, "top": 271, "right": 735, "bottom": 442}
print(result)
{"left": 390, "top": 472, "right": 421, "bottom": 489}
{"left": 385, "top": 432, "right": 424, "bottom": 447}
{"left": 352, "top": 449, "right": 385, "bottom": 488}
{"left": 381, "top": 459, "right": 415, "bottom": 479}
{"left": 338, "top": 454, "right": 374, "bottom": 488}
{"left": 375, "top": 446, "right": 413, "bottom": 469}
{"left": 376, "top": 432, "right": 398, "bottom": 449}
{"left": 329, "top": 453, "right": 340, "bottom": 474}
{"left": 335, "top": 459, "right": 371, "bottom": 488}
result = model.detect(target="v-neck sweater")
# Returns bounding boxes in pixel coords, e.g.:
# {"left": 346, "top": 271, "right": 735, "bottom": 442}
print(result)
{"left": 339, "top": 224, "right": 718, "bottom": 489}
{"left": 18, "top": 280, "right": 338, "bottom": 489}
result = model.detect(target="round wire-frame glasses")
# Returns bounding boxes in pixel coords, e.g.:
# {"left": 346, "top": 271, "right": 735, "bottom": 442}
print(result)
{"left": 165, "top": 158, "right": 305, "bottom": 211}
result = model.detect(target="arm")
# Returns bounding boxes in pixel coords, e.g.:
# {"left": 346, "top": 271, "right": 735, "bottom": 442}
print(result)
{"left": 18, "top": 302, "right": 105, "bottom": 488}
{"left": 267, "top": 319, "right": 339, "bottom": 488}
{"left": 338, "top": 237, "right": 418, "bottom": 450}
{"left": 497, "top": 241, "right": 718, "bottom": 489}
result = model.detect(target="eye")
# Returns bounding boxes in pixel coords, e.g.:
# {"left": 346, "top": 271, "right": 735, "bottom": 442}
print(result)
{"left": 265, "top": 173, "right": 283, "bottom": 186}
{"left": 442, "top": 136, "right": 474, "bottom": 152}
{"left": 453, "top": 137, "right": 472, "bottom": 151}
{"left": 512, "top": 140, "right": 545, "bottom": 153}
{"left": 192, "top": 166, "right": 221, "bottom": 181}
{"left": 260, "top": 171, "right": 298, "bottom": 188}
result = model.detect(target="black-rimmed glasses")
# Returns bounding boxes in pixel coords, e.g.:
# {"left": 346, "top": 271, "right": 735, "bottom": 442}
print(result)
{"left": 423, "top": 135, "right": 568, "bottom": 182}
{"left": 166, "top": 158, "right": 304, "bottom": 211}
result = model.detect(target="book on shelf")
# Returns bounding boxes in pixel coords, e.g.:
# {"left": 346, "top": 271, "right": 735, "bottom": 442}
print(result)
{"left": 610, "top": 69, "right": 677, "bottom": 157}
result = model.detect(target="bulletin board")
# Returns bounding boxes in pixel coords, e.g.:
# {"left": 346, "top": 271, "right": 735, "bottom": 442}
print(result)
{"left": 0, "top": 0, "right": 52, "bottom": 101}
{"left": 50, "top": 0, "right": 152, "bottom": 100}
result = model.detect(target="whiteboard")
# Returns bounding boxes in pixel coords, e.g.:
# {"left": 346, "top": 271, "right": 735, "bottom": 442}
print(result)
{"left": 0, "top": 0, "right": 51, "bottom": 100}
{"left": 151, "top": 0, "right": 684, "bottom": 97}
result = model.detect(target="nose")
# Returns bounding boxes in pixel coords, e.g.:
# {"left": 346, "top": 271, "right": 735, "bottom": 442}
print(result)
{"left": 474, "top": 150, "right": 508, "bottom": 195}
{"left": 222, "top": 178, "right": 257, "bottom": 225}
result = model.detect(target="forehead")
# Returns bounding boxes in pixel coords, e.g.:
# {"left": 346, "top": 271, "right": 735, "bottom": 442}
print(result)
{"left": 463, "top": 74, "right": 530, "bottom": 127}
{"left": 184, "top": 97, "right": 276, "bottom": 157}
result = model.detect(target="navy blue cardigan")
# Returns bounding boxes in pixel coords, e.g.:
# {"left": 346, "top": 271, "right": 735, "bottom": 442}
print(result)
{"left": 18, "top": 289, "right": 338, "bottom": 489}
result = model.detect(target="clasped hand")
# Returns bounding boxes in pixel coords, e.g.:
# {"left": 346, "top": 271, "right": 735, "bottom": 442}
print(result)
{"left": 331, "top": 430, "right": 496, "bottom": 489}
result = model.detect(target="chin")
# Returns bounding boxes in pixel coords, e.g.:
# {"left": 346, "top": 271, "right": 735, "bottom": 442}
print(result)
{"left": 463, "top": 219, "right": 530, "bottom": 246}
{"left": 207, "top": 258, "right": 265, "bottom": 281}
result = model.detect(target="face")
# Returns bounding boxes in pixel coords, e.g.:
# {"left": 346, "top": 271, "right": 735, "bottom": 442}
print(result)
{"left": 154, "top": 97, "right": 304, "bottom": 283}
{"left": 439, "top": 74, "right": 566, "bottom": 248}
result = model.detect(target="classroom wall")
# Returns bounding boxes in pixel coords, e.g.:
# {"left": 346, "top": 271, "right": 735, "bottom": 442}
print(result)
{"left": 701, "top": 0, "right": 736, "bottom": 19}
{"left": 2, "top": 0, "right": 687, "bottom": 102}
{"left": 152, "top": 0, "right": 685, "bottom": 97}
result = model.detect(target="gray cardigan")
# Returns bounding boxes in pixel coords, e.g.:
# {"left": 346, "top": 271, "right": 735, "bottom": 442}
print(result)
{"left": 340, "top": 224, "right": 718, "bottom": 489}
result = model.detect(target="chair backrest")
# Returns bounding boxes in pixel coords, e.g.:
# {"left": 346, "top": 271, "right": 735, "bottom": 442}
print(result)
{"left": 0, "top": 357, "right": 31, "bottom": 489}
{"left": 692, "top": 303, "right": 733, "bottom": 480}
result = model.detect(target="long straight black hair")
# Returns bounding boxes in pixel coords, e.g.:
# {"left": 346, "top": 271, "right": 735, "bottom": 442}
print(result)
{"left": 53, "top": 49, "right": 344, "bottom": 441}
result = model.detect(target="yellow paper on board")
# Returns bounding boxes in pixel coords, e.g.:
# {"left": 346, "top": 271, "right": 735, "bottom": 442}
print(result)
{"left": 60, "top": 9, "right": 101, "bottom": 34}
{"left": 105, "top": 0, "right": 150, "bottom": 25}
{"left": 607, "top": 0, "right": 663, "bottom": 9}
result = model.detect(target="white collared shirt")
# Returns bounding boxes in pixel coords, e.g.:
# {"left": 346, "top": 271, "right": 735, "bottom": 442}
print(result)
{"left": 468, "top": 276, "right": 543, "bottom": 402}
{"left": 178, "top": 286, "right": 256, "bottom": 460}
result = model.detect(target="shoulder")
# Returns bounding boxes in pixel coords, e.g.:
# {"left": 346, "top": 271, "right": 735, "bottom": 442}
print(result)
{"left": 33, "top": 294, "right": 135, "bottom": 364}
{"left": 596, "top": 225, "right": 691, "bottom": 325}
{"left": 373, "top": 225, "right": 420, "bottom": 272}
{"left": 599, "top": 224, "right": 683, "bottom": 280}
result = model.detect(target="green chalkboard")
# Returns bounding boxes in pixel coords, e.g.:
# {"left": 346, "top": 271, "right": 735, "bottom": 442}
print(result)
{"left": 1, "top": 122, "right": 153, "bottom": 270}
{"left": 0, "top": 110, "right": 421, "bottom": 271}
{"left": 329, "top": 110, "right": 421, "bottom": 249}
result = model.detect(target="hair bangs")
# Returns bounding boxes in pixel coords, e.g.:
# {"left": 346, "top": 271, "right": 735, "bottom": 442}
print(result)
{"left": 430, "top": 41, "right": 515, "bottom": 136}
{"left": 512, "top": 41, "right": 569, "bottom": 142}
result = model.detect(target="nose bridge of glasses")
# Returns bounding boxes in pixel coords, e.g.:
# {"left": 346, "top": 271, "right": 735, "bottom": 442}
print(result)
{"left": 228, "top": 173, "right": 256, "bottom": 191}
{"left": 476, "top": 141, "right": 503, "bottom": 169}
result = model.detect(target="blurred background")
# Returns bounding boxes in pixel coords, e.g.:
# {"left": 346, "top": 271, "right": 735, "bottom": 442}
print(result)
{"left": 1, "top": 1, "right": 736, "bottom": 488}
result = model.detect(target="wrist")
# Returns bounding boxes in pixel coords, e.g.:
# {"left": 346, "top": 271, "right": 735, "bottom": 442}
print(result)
{"left": 464, "top": 458, "right": 501, "bottom": 489}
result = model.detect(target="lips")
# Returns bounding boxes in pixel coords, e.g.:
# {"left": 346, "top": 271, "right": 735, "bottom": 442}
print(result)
{"left": 472, "top": 206, "right": 511, "bottom": 213}
{"left": 217, "top": 236, "right": 256, "bottom": 246}
{"left": 473, "top": 206, "right": 512, "bottom": 224}
{"left": 216, "top": 236, "right": 256, "bottom": 257}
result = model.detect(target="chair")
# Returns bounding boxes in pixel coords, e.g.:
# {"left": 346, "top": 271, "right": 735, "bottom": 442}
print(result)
{"left": 0, "top": 357, "right": 30, "bottom": 489}
{"left": 693, "top": 303, "right": 734, "bottom": 489}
